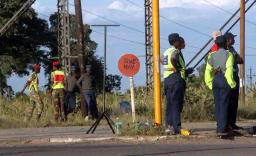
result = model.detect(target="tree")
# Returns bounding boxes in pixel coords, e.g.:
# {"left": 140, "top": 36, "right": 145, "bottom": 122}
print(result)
{"left": 48, "top": 13, "right": 105, "bottom": 92}
{"left": 105, "top": 74, "right": 122, "bottom": 93}
{"left": 0, "top": 0, "right": 53, "bottom": 94}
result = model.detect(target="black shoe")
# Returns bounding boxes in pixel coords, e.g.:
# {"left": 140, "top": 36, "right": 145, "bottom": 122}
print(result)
{"left": 231, "top": 124, "right": 243, "bottom": 130}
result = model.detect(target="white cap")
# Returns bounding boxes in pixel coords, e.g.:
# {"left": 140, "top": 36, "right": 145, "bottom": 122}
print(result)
{"left": 212, "top": 31, "right": 222, "bottom": 41}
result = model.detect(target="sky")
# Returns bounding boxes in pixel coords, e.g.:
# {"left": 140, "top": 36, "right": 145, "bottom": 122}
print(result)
{"left": 7, "top": 0, "right": 256, "bottom": 92}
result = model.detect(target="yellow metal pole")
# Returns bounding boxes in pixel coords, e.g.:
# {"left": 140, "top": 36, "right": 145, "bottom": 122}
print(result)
{"left": 152, "top": 0, "right": 162, "bottom": 125}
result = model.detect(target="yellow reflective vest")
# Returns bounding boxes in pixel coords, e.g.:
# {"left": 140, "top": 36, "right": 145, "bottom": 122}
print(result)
{"left": 51, "top": 70, "right": 65, "bottom": 89}
{"left": 162, "top": 46, "right": 185, "bottom": 79}
{"left": 28, "top": 72, "right": 39, "bottom": 92}
{"left": 204, "top": 49, "right": 236, "bottom": 90}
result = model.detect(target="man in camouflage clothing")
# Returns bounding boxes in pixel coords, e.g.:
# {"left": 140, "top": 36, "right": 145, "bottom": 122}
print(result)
{"left": 21, "top": 64, "right": 44, "bottom": 121}
{"left": 51, "top": 61, "right": 66, "bottom": 121}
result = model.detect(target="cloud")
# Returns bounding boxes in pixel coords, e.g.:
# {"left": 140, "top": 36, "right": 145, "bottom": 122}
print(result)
{"left": 32, "top": 1, "right": 56, "bottom": 15}
{"left": 159, "top": 0, "right": 235, "bottom": 9}
{"left": 108, "top": 0, "right": 140, "bottom": 13}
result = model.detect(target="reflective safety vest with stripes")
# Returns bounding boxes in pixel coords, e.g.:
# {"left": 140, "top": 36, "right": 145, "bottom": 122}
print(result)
{"left": 28, "top": 72, "right": 39, "bottom": 92}
{"left": 163, "top": 46, "right": 185, "bottom": 79}
{"left": 51, "top": 70, "right": 65, "bottom": 89}
{"left": 204, "top": 48, "right": 236, "bottom": 90}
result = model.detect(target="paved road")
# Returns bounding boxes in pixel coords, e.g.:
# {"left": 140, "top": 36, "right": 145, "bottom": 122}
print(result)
{"left": 0, "top": 143, "right": 256, "bottom": 156}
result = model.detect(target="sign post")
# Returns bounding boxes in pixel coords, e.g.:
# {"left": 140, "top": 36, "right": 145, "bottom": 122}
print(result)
{"left": 118, "top": 53, "right": 140, "bottom": 122}
{"left": 129, "top": 77, "right": 135, "bottom": 122}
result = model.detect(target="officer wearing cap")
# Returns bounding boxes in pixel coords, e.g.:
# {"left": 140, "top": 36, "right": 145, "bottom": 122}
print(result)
{"left": 51, "top": 61, "right": 66, "bottom": 121}
{"left": 205, "top": 35, "right": 237, "bottom": 137}
{"left": 225, "top": 32, "right": 244, "bottom": 130}
{"left": 21, "top": 64, "right": 44, "bottom": 122}
{"left": 162, "top": 33, "right": 193, "bottom": 135}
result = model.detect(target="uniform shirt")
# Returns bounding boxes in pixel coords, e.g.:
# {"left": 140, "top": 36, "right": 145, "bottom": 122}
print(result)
{"left": 162, "top": 46, "right": 185, "bottom": 79}
{"left": 204, "top": 48, "right": 236, "bottom": 90}
{"left": 51, "top": 70, "right": 65, "bottom": 89}
{"left": 66, "top": 74, "right": 77, "bottom": 92}
{"left": 77, "top": 73, "right": 93, "bottom": 90}
{"left": 28, "top": 72, "right": 39, "bottom": 93}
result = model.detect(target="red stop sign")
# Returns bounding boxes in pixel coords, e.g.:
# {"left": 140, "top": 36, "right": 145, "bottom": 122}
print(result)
{"left": 118, "top": 53, "right": 140, "bottom": 77}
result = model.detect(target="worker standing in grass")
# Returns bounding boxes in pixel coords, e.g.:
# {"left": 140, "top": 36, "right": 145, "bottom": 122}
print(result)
{"left": 161, "top": 33, "right": 193, "bottom": 135}
{"left": 21, "top": 64, "right": 43, "bottom": 122}
{"left": 65, "top": 65, "right": 79, "bottom": 117}
{"left": 77, "top": 65, "right": 99, "bottom": 120}
{"left": 205, "top": 35, "right": 236, "bottom": 137}
{"left": 51, "top": 61, "right": 66, "bottom": 122}
{"left": 225, "top": 32, "right": 244, "bottom": 130}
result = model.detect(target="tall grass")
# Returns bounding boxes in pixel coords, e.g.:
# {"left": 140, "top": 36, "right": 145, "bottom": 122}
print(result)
{"left": 0, "top": 82, "right": 256, "bottom": 129}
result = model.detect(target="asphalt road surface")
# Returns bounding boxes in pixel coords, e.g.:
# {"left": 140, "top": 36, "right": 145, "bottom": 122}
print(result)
{"left": 0, "top": 143, "right": 256, "bottom": 156}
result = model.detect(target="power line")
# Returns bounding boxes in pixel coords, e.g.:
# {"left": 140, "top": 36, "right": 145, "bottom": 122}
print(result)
{"left": 93, "top": 30, "right": 144, "bottom": 45}
{"left": 69, "top": 3, "right": 145, "bottom": 34}
{"left": 37, "top": 13, "right": 149, "bottom": 48}
{"left": 125, "top": 0, "right": 211, "bottom": 37}
{"left": 93, "top": 29, "right": 167, "bottom": 51}
{"left": 203, "top": 0, "right": 256, "bottom": 26}
{"left": 69, "top": 2, "right": 201, "bottom": 50}
{"left": 38, "top": 2, "right": 256, "bottom": 51}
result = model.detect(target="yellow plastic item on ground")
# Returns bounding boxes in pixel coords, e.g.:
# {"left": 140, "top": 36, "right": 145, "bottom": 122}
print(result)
{"left": 180, "top": 129, "right": 190, "bottom": 136}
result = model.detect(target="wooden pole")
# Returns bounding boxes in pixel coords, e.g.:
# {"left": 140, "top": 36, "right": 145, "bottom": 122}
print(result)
{"left": 240, "top": 0, "right": 245, "bottom": 105}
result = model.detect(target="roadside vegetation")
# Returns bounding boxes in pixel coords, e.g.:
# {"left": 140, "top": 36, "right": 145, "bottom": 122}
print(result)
{"left": 1, "top": 76, "right": 256, "bottom": 130}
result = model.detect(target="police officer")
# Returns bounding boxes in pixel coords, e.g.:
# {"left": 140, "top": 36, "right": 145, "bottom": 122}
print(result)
{"left": 51, "top": 61, "right": 66, "bottom": 121}
{"left": 162, "top": 33, "right": 192, "bottom": 134}
{"left": 225, "top": 32, "right": 244, "bottom": 130}
{"left": 21, "top": 64, "right": 44, "bottom": 121}
{"left": 205, "top": 35, "right": 237, "bottom": 136}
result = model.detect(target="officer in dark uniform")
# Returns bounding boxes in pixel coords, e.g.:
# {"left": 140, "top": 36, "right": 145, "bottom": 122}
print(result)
{"left": 225, "top": 32, "right": 244, "bottom": 130}
{"left": 205, "top": 35, "right": 237, "bottom": 136}
{"left": 162, "top": 33, "right": 193, "bottom": 134}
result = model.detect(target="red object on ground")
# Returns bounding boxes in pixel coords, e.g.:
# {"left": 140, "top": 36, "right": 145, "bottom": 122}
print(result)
{"left": 118, "top": 53, "right": 140, "bottom": 77}
{"left": 210, "top": 43, "right": 219, "bottom": 53}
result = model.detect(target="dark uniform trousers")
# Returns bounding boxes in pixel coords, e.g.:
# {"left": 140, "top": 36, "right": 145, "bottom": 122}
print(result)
{"left": 228, "top": 74, "right": 239, "bottom": 126}
{"left": 212, "top": 73, "right": 232, "bottom": 133}
{"left": 164, "top": 72, "right": 186, "bottom": 133}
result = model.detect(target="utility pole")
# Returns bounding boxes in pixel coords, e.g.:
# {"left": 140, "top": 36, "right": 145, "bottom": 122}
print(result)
{"left": 57, "top": 0, "right": 71, "bottom": 74}
{"left": 74, "top": 0, "right": 85, "bottom": 72}
{"left": 240, "top": 0, "right": 245, "bottom": 104}
{"left": 74, "top": 0, "right": 87, "bottom": 117}
{"left": 145, "top": 0, "right": 153, "bottom": 92}
{"left": 152, "top": 0, "right": 161, "bottom": 125}
{"left": 247, "top": 67, "right": 256, "bottom": 88}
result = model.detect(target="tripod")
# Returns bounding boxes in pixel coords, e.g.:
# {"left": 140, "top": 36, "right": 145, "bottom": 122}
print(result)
{"left": 86, "top": 76, "right": 115, "bottom": 134}
{"left": 87, "top": 25, "right": 120, "bottom": 134}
